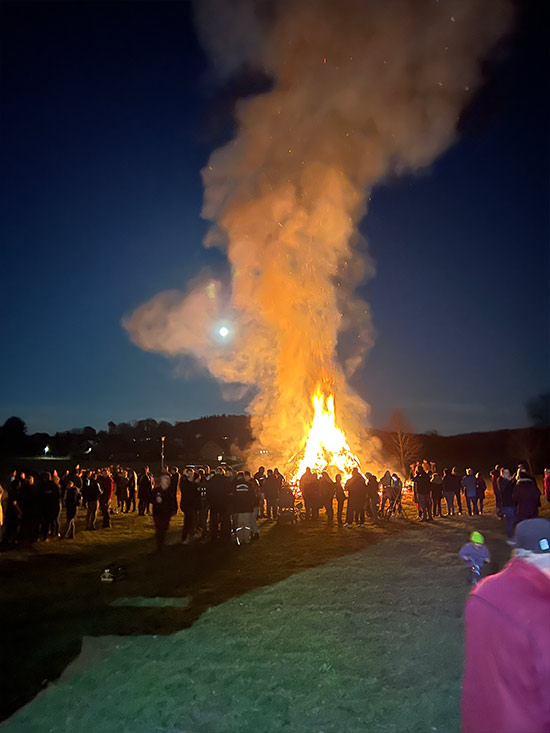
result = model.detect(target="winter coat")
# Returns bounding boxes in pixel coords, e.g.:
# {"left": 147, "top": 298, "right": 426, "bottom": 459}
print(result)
{"left": 512, "top": 478, "right": 541, "bottom": 522}
{"left": 462, "top": 558, "right": 550, "bottom": 733}
{"left": 497, "top": 477, "right": 515, "bottom": 507}
{"left": 231, "top": 480, "right": 256, "bottom": 513}
{"left": 461, "top": 475, "right": 478, "bottom": 498}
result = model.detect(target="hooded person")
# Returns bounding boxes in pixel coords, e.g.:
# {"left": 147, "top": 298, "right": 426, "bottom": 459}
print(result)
{"left": 512, "top": 467, "right": 541, "bottom": 522}
{"left": 462, "top": 518, "right": 550, "bottom": 733}
{"left": 461, "top": 469, "right": 479, "bottom": 516}
{"left": 498, "top": 468, "right": 516, "bottom": 544}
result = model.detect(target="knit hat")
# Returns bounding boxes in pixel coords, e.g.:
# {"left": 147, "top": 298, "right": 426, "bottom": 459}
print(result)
{"left": 514, "top": 519, "right": 550, "bottom": 554}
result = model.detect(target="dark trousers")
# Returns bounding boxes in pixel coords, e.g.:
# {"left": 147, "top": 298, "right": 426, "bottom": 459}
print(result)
{"left": 100, "top": 501, "right": 111, "bottom": 528}
{"left": 86, "top": 500, "right": 98, "bottom": 529}
{"left": 502, "top": 506, "right": 516, "bottom": 539}
{"left": 366, "top": 496, "right": 378, "bottom": 521}
{"left": 181, "top": 506, "right": 199, "bottom": 541}
{"left": 323, "top": 499, "right": 334, "bottom": 522}
{"left": 418, "top": 493, "right": 432, "bottom": 521}
{"left": 336, "top": 498, "right": 345, "bottom": 524}
{"left": 454, "top": 491, "right": 463, "bottom": 513}
{"left": 209, "top": 505, "right": 231, "bottom": 540}
{"left": 63, "top": 509, "right": 77, "bottom": 538}
{"left": 304, "top": 497, "right": 318, "bottom": 520}
{"left": 443, "top": 492, "right": 455, "bottom": 515}
{"left": 138, "top": 497, "right": 149, "bottom": 515}
{"left": 466, "top": 496, "right": 479, "bottom": 515}
{"left": 153, "top": 515, "right": 170, "bottom": 551}
{"left": 125, "top": 492, "right": 136, "bottom": 513}
{"left": 478, "top": 496, "right": 484, "bottom": 514}
{"left": 265, "top": 497, "right": 279, "bottom": 519}
{"left": 346, "top": 503, "right": 364, "bottom": 524}
{"left": 432, "top": 493, "right": 442, "bottom": 517}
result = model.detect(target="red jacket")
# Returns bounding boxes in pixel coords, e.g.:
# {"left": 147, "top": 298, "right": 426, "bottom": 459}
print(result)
{"left": 462, "top": 558, "right": 550, "bottom": 733}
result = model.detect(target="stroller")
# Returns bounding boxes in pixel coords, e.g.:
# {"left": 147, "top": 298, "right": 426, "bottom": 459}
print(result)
{"left": 277, "top": 485, "right": 304, "bottom": 525}
{"left": 382, "top": 484, "right": 405, "bottom": 519}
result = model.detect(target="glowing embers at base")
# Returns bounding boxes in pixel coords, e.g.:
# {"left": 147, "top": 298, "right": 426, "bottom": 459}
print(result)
{"left": 294, "top": 386, "right": 360, "bottom": 482}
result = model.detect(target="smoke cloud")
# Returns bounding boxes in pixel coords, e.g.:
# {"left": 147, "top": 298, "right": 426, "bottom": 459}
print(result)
{"left": 124, "top": 0, "right": 512, "bottom": 468}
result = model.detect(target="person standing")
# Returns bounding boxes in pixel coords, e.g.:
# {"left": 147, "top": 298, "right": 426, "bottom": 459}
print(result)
{"left": 126, "top": 469, "right": 137, "bottom": 513}
{"left": 230, "top": 471, "right": 258, "bottom": 540}
{"left": 489, "top": 464, "right": 502, "bottom": 516}
{"left": 442, "top": 468, "right": 455, "bottom": 516}
{"left": 450, "top": 467, "right": 463, "bottom": 515}
{"left": 319, "top": 471, "right": 335, "bottom": 523}
{"left": 254, "top": 466, "right": 266, "bottom": 518}
{"left": 475, "top": 473, "right": 487, "bottom": 514}
{"left": 461, "top": 469, "right": 479, "bottom": 516}
{"left": 334, "top": 473, "right": 346, "bottom": 525}
{"left": 263, "top": 469, "right": 280, "bottom": 520}
{"left": 299, "top": 467, "right": 318, "bottom": 520}
{"left": 430, "top": 472, "right": 444, "bottom": 517}
{"left": 512, "top": 467, "right": 541, "bottom": 522}
{"left": 365, "top": 472, "right": 379, "bottom": 522}
{"left": 169, "top": 467, "right": 180, "bottom": 516}
{"left": 137, "top": 466, "right": 153, "bottom": 515}
{"left": 379, "top": 470, "right": 393, "bottom": 516}
{"left": 462, "top": 518, "right": 550, "bottom": 733}
{"left": 151, "top": 473, "right": 174, "bottom": 552}
{"left": 345, "top": 468, "right": 365, "bottom": 525}
{"left": 83, "top": 471, "right": 102, "bottom": 530}
{"left": 98, "top": 470, "right": 113, "bottom": 528}
{"left": 207, "top": 467, "right": 232, "bottom": 542}
{"left": 414, "top": 466, "right": 432, "bottom": 522}
{"left": 62, "top": 480, "right": 80, "bottom": 539}
{"left": 38, "top": 472, "right": 61, "bottom": 540}
{"left": 180, "top": 469, "right": 200, "bottom": 544}
{"left": 544, "top": 468, "right": 550, "bottom": 504}
{"left": 498, "top": 468, "right": 517, "bottom": 545}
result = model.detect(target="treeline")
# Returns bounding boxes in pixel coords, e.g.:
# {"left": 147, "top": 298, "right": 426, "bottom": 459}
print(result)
{"left": 1, "top": 415, "right": 548, "bottom": 475}
{"left": 0, "top": 415, "right": 252, "bottom": 464}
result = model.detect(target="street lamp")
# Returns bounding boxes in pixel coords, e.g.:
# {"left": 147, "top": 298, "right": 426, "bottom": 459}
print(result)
{"left": 160, "top": 436, "right": 166, "bottom": 473}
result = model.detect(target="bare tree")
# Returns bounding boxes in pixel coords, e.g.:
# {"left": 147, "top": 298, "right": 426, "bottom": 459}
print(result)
{"left": 387, "top": 409, "right": 423, "bottom": 476}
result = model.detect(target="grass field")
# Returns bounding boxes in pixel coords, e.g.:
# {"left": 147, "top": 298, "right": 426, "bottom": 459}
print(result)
{"left": 1, "top": 496, "right": 543, "bottom": 732}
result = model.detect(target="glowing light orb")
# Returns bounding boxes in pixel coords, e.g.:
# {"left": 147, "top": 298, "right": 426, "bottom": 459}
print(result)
{"left": 218, "top": 326, "right": 229, "bottom": 338}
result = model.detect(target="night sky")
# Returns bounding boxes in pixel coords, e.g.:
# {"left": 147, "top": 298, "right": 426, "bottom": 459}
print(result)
{"left": 1, "top": 1, "right": 548, "bottom": 436}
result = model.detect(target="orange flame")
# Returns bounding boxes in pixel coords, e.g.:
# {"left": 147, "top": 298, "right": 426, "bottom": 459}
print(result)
{"left": 293, "top": 385, "right": 361, "bottom": 481}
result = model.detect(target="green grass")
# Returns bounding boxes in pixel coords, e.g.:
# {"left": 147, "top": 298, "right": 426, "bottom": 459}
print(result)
{"left": 1, "top": 499, "right": 519, "bottom": 733}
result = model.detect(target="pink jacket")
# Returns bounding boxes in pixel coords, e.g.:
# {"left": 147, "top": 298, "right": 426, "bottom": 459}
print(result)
{"left": 462, "top": 558, "right": 550, "bottom": 733}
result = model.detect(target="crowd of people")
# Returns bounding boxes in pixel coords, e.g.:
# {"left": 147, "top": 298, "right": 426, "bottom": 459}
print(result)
{"left": 1, "top": 460, "right": 548, "bottom": 552}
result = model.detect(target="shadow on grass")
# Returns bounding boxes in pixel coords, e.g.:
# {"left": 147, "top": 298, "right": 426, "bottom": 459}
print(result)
{"left": 0, "top": 512, "right": 418, "bottom": 720}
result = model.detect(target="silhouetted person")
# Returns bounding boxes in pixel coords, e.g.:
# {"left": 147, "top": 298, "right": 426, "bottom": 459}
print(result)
{"left": 513, "top": 467, "right": 541, "bottom": 522}
{"left": 300, "top": 467, "right": 319, "bottom": 520}
{"left": 430, "top": 472, "right": 443, "bottom": 517}
{"left": 442, "top": 468, "right": 455, "bottom": 516}
{"left": 207, "top": 467, "right": 232, "bottom": 541}
{"left": 151, "top": 473, "right": 173, "bottom": 552}
{"left": 365, "top": 472, "right": 379, "bottom": 522}
{"left": 62, "top": 480, "right": 81, "bottom": 539}
{"left": 97, "top": 470, "right": 113, "bottom": 528}
{"left": 263, "top": 469, "right": 280, "bottom": 519}
{"left": 38, "top": 472, "right": 61, "bottom": 540}
{"left": 169, "top": 467, "right": 180, "bottom": 516}
{"left": 332, "top": 474, "right": 345, "bottom": 525}
{"left": 126, "top": 469, "right": 137, "bottom": 512}
{"left": 461, "top": 469, "right": 478, "bottom": 516}
{"left": 450, "top": 467, "right": 463, "bottom": 514}
{"left": 137, "top": 467, "right": 153, "bottom": 515}
{"left": 414, "top": 467, "right": 432, "bottom": 522}
{"left": 82, "top": 471, "right": 102, "bottom": 530}
{"left": 319, "top": 471, "right": 335, "bottom": 523}
{"left": 180, "top": 469, "right": 200, "bottom": 544}
{"left": 345, "top": 468, "right": 367, "bottom": 525}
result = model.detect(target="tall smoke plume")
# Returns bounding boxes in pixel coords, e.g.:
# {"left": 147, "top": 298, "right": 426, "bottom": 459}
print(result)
{"left": 124, "top": 0, "right": 512, "bottom": 468}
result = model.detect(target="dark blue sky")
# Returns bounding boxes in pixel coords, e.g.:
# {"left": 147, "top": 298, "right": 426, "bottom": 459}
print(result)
{"left": 1, "top": 1, "right": 548, "bottom": 436}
